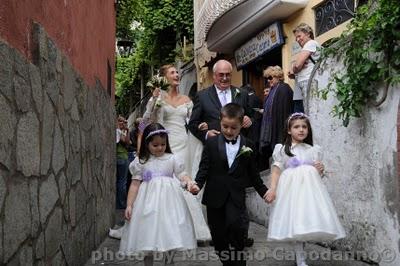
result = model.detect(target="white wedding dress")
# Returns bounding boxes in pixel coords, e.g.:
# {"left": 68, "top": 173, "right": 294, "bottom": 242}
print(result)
{"left": 160, "top": 101, "right": 211, "bottom": 241}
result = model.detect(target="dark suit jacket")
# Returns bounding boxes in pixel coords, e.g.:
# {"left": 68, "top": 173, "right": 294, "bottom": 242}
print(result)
{"left": 195, "top": 134, "right": 268, "bottom": 209}
{"left": 188, "top": 85, "right": 252, "bottom": 143}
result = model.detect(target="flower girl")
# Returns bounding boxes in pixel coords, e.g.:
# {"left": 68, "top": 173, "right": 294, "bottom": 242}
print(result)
{"left": 119, "top": 123, "right": 196, "bottom": 265}
{"left": 266, "top": 113, "right": 345, "bottom": 266}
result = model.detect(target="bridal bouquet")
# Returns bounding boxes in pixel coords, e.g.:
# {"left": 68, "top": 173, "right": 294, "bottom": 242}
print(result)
{"left": 146, "top": 75, "right": 169, "bottom": 109}
{"left": 146, "top": 75, "right": 170, "bottom": 91}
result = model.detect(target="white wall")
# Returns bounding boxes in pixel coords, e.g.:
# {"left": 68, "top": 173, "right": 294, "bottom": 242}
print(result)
{"left": 247, "top": 60, "right": 400, "bottom": 265}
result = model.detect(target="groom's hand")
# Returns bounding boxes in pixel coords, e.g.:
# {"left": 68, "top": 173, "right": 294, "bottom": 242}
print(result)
{"left": 206, "top": 129, "right": 220, "bottom": 139}
{"left": 242, "top": 115, "right": 252, "bottom": 128}
{"left": 198, "top": 122, "right": 208, "bottom": 131}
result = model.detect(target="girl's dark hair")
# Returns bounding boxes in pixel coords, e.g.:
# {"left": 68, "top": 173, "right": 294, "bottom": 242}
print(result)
{"left": 139, "top": 123, "right": 172, "bottom": 163}
{"left": 283, "top": 113, "right": 313, "bottom": 156}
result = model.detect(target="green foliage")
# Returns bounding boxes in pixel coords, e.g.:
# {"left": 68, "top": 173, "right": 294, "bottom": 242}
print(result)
{"left": 116, "top": 0, "right": 141, "bottom": 40}
{"left": 319, "top": 0, "right": 400, "bottom": 126}
{"left": 115, "top": 54, "right": 140, "bottom": 116}
{"left": 115, "top": 0, "right": 194, "bottom": 116}
{"left": 139, "top": 0, "right": 194, "bottom": 64}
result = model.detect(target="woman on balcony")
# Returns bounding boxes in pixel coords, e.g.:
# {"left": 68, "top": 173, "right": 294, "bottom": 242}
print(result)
{"left": 288, "top": 23, "right": 321, "bottom": 113}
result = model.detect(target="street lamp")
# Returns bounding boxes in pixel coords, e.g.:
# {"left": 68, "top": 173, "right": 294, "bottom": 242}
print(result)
{"left": 117, "top": 39, "right": 134, "bottom": 57}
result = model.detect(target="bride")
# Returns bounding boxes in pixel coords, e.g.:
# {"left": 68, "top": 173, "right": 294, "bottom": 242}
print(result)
{"left": 110, "top": 64, "right": 210, "bottom": 241}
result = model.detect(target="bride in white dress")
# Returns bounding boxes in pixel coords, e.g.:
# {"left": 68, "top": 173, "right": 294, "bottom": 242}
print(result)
{"left": 144, "top": 64, "right": 210, "bottom": 241}
{"left": 111, "top": 64, "right": 210, "bottom": 241}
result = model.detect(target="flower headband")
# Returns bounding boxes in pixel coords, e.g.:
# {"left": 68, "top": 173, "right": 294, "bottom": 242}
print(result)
{"left": 289, "top": 112, "right": 308, "bottom": 119}
{"left": 145, "top": 129, "right": 169, "bottom": 140}
{"left": 288, "top": 112, "right": 308, "bottom": 125}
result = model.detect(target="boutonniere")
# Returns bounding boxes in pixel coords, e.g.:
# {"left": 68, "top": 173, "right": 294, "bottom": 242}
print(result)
{"left": 236, "top": 145, "right": 253, "bottom": 158}
{"left": 233, "top": 88, "right": 241, "bottom": 99}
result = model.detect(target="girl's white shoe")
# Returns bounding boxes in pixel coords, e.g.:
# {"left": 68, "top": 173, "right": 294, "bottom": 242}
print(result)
{"left": 108, "top": 227, "right": 123, "bottom": 239}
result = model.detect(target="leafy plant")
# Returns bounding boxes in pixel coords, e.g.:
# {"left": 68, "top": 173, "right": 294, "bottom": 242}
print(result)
{"left": 318, "top": 0, "right": 400, "bottom": 126}
{"left": 115, "top": 0, "right": 194, "bottom": 116}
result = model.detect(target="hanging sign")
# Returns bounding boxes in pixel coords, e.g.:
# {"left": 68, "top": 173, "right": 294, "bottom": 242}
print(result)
{"left": 234, "top": 22, "right": 284, "bottom": 69}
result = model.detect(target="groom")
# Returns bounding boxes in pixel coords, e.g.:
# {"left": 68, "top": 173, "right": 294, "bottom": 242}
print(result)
{"left": 188, "top": 59, "right": 253, "bottom": 143}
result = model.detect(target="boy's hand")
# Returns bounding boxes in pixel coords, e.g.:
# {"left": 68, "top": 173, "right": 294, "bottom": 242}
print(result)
{"left": 125, "top": 206, "right": 133, "bottom": 221}
{"left": 189, "top": 184, "right": 200, "bottom": 195}
{"left": 185, "top": 180, "right": 195, "bottom": 191}
{"left": 264, "top": 189, "right": 276, "bottom": 203}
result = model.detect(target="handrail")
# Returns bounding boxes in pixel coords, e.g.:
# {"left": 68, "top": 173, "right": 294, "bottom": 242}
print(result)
{"left": 129, "top": 90, "right": 151, "bottom": 114}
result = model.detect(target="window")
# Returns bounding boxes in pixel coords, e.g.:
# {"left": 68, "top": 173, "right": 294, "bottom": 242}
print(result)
{"left": 314, "top": 0, "right": 355, "bottom": 36}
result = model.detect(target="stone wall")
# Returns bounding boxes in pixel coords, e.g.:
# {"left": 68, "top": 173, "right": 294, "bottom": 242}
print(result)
{"left": 0, "top": 24, "right": 115, "bottom": 265}
{"left": 246, "top": 61, "right": 400, "bottom": 265}
{"left": 306, "top": 64, "right": 400, "bottom": 266}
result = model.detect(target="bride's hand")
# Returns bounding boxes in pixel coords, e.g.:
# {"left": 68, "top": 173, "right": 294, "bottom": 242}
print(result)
{"left": 198, "top": 122, "right": 208, "bottom": 131}
{"left": 152, "top": 88, "right": 161, "bottom": 98}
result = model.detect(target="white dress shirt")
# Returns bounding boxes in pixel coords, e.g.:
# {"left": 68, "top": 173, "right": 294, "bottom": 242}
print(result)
{"left": 215, "top": 86, "right": 232, "bottom": 106}
{"left": 225, "top": 136, "right": 240, "bottom": 168}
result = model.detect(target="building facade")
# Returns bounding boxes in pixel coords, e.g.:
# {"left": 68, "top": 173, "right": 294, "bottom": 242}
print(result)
{"left": 194, "top": 0, "right": 353, "bottom": 97}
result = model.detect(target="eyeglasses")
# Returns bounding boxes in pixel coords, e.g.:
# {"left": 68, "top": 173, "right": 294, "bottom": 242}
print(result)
{"left": 217, "top": 73, "right": 231, "bottom": 79}
{"left": 266, "top": 76, "right": 273, "bottom": 80}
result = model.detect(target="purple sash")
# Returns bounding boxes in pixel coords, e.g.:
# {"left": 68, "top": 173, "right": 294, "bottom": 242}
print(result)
{"left": 142, "top": 170, "right": 173, "bottom": 182}
{"left": 286, "top": 157, "right": 314, "bottom": 169}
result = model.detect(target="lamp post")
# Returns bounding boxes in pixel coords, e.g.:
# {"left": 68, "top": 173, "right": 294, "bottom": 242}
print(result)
{"left": 116, "top": 39, "right": 134, "bottom": 57}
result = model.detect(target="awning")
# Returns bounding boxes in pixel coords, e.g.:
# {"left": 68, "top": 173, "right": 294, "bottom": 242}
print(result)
{"left": 205, "top": 0, "right": 308, "bottom": 54}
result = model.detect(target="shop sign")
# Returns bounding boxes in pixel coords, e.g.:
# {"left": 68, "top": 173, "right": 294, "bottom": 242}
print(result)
{"left": 234, "top": 22, "right": 284, "bottom": 69}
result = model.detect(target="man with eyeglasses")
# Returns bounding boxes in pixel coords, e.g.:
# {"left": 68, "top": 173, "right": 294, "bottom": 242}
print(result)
{"left": 188, "top": 59, "right": 253, "bottom": 142}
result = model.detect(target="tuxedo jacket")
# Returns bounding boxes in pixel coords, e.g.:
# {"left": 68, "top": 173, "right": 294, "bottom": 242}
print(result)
{"left": 188, "top": 85, "right": 252, "bottom": 143}
{"left": 195, "top": 134, "right": 268, "bottom": 209}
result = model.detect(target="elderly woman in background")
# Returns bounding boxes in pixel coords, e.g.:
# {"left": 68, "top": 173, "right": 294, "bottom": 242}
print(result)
{"left": 259, "top": 66, "right": 293, "bottom": 168}
{"left": 288, "top": 23, "right": 321, "bottom": 113}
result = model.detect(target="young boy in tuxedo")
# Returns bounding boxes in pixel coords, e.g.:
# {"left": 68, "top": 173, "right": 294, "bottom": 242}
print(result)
{"left": 190, "top": 103, "right": 268, "bottom": 266}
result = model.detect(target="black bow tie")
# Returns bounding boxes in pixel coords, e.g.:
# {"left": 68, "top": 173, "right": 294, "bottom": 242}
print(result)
{"left": 224, "top": 137, "right": 238, "bottom": 145}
